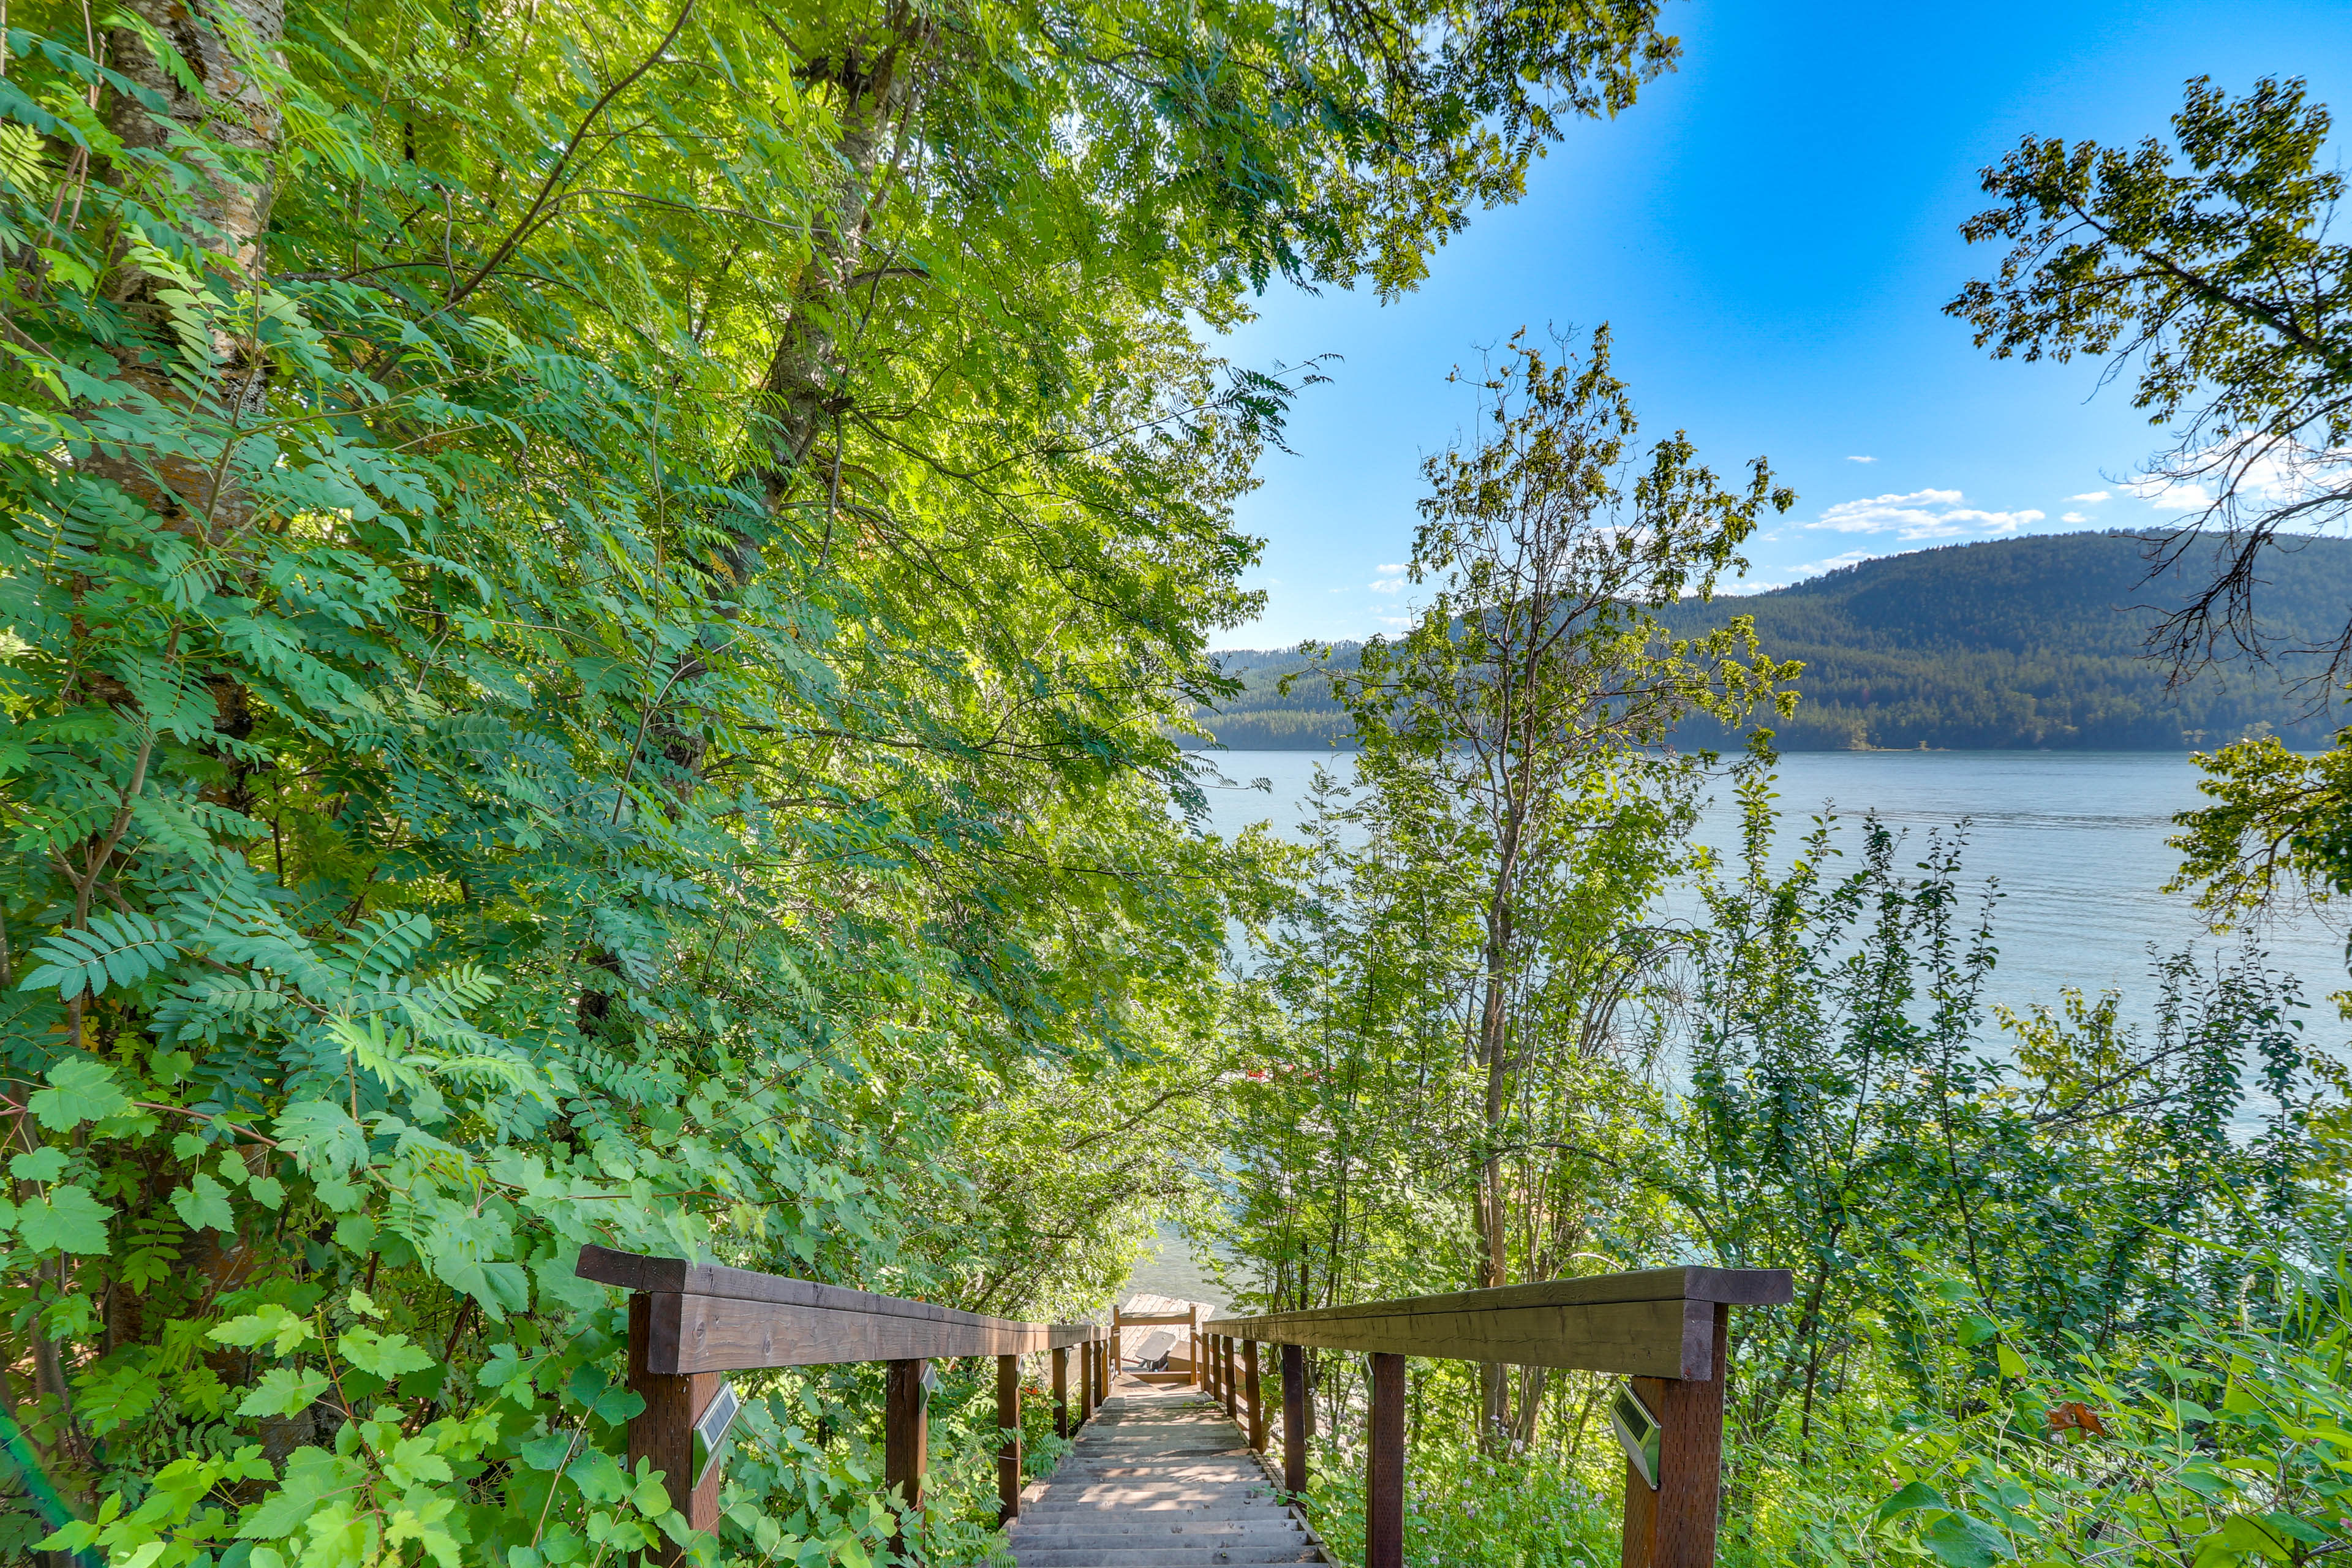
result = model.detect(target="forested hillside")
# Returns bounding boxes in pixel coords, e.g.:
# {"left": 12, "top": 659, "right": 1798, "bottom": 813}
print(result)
{"left": 1196, "top": 531, "right": 2352, "bottom": 749}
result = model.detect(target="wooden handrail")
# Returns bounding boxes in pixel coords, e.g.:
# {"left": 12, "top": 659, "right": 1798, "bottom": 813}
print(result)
{"left": 1204, "top": 1267, "right": 1791, "bottom": 1568}
{"left": 1205, "top": 1266, "right": 1788, "bottom": 1379}
{"left": 576, "top": 1246, "right": 1110, "bottom": 1564}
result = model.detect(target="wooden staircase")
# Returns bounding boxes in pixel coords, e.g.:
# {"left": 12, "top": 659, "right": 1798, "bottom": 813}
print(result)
{"left": 1009, "top": 1378, "right": 1322, "bottom": 1568}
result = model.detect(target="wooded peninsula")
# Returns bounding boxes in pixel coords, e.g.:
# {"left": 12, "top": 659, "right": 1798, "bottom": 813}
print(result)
{"left": 1193, "top": 532, "right": 2352, "bottom": 751}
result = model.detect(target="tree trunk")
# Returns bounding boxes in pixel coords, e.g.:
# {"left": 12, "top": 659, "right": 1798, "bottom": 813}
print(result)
{"left": 96, "top": 0, "right": 287, "bottom": 540}
{"left": 752, "top": 7, "right": 933, "bottom": 541}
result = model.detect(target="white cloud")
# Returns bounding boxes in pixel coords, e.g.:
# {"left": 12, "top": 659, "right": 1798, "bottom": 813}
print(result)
{"left": 1375, "top": 563, "right": 1406, "bottom": 574}
{"left": 2070, "top": 491, "right": 2110, "bottom": 502}
{"left": 1721, "top": 548, "right": 1885, "bottom": 596}
{"left": 2062, "top": 512, "right": 2089, "bottom": 523}
{"left": 1846, "top": 455, "right": 1877, "bottom": 464}
{"left": 1808, "top": 488, "right": 2044, "bottom": 540}
{"left": 1368, "top": 577, "right": 1404, "bottom": 594}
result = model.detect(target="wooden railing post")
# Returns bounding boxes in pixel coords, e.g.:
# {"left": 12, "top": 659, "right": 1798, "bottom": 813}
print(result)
{"left": 625, "top": 1293, "right": 722, "bottom": 1564}
{"left": 1098, "top": 1335, "right": 1110, "bottom": 1403}
{"left": 884, "top": 1359, "right": 927, "bottom": 1517}
{"left": 1052, "top": 1345, "right": 1069, "bottom": 1439}
{"left": 995, "top": 1353, "right": 1022, "bottom": 1524}
{"left": 1189, "top": 1304, "right": 1202, "bottom": 1387}
{"left": 1222, "top": 1336, "right": 1238, "bottom": 1421}
{"left": 1280, "top": 1343, "right": 1309, "bottom": 1494}
{"left": 1110, "top": 1306, "right": 1123, "bottom": 1383}
{"left": 1077, "top": 1342, "right": 1094, "bottom": 1425}
{"left": 1243, "top": 1340, "right": 1266, "bottom": 1452}
{"left": 1621, "top": 1304, "right": 1728, "bottom": 1568}
{"left": 1366, "top": 1352, "right": 1405, "bottom": 1568}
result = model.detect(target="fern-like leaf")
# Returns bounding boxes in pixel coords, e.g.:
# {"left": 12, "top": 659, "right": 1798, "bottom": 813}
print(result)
{"left": 20, "top": 911, "right": 181, "bottom": 998}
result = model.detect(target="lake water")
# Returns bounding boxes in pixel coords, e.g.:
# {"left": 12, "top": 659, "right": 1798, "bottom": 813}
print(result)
{"left": 1189, "top": 749, "right": 2349, "bottom": 1029}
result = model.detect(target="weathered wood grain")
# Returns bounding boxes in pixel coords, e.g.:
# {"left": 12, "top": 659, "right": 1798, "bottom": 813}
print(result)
{"left": 581, "top": 1246, "right": 1104, "bottom": 1366}
{"left": 1280, "top": 1343, "right": 1308, "bottom": 1494}
{"left": 885, "top": 1359, "right": 925, "bottom": 1513}
{"left": 1366, "top": 1352, "right": 1405, "bottom": 1568}
{"left": 648, "top": 1291, "right": 1057, "bottom": 1372}
{"left": 1207, "top": 1267, "right": 1790, "bottom": 1330}
{"left": 996, "top": 1353, "right": 1022, "bottom": 1525}
{"left": 1623, "top": 1305, "right": 1729, "bottom": 1568}
{"left": 1205, "top": 1295, "right": 1721, "bottom": 1378}
{"left": 627, "top": 1295, "right": 722, "bottom": 1565}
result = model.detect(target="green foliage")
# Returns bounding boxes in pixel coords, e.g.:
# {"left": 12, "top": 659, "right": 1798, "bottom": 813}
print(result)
{"left": 2168, "top": 725, "right": 2352, "bottom": 1023}
{"left": 1877, "top": 1262, "right": 2352, "bottom": 1568}
{"left": 1227, "top": 327, "right": 1794, "bottom": 1441}
{"left": 1950, "top": 74, "right": 2352, "bottom": 677}
{"left": 1229, "top": 762, "right": 2350, "bottom": 1568}
{"left": 0, "top": 0, "right": 1696, "bottom": 1550}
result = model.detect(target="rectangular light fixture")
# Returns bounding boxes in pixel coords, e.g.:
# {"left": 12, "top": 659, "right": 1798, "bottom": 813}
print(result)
{"left": 693, "top": 1382, "right": 741, "bottom": 1488}
{"left": 1610, "top": 1382, "right": 1661, "bottom": 1491}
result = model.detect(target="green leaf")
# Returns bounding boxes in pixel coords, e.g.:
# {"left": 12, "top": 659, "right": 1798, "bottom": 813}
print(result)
{"left": 274, "top": 1098, "right": 371, "bottom": 1177}
{"left": 338, "top": 1326, "right": 433, "bottom": 1379}
{"left": 1921, "top": 1513, "right": 2015, "bottom": 1568}
{"left": 236, "top": 1366, "right": 331, "bottom": 1418}
{"left": 17, "top": 1183, "right": 113, "bottom": 1254}
{"left": 213, "top": 1305, "right": 317, "bottom": 1355}
{"left": 2193, "top": 1517, "right": 2291, "bottom": 1568}
{"left": 9, "top": 1147, "right": 67, "bottom": 1182}
{"left": 26, "top": 1057, "right": 132, "bottom": 1129}
{"left": 20, "top": 913, "right": 180, "bottom": 999}
{"left": 565, "top": 1448, "right": 628, "bottom": 1504}
{"left": 238, "top": 1447, "right": 367, "bottom": 1539}
{"left": 172, "top": 1171, "right": 236, "bottom": 1232}
{"left": 1995, "top": 1343, "right": 2026, "bottom": 1379}
{"left": 519, "top": 1431, "right": 578, "bottom": 1472}
{"left": 1879, "top": 1482, "right": 1948, "bottom": 1521}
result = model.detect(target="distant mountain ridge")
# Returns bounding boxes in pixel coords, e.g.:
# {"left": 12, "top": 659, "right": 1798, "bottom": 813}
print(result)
{"left": 1193, "top": 532, "right": 2352, "bottom": 752}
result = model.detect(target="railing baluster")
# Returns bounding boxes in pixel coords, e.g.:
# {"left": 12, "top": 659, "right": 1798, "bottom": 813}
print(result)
{"left": 1222, "top": 1336, "right": 1238, "bottom": 1421}
{"left": 1243, "top": 1340, "right": 1265, "bottom": 1452}
{"left": 1621, "top": 1304, "right": 1729, "bottom": 1568}
{"left": 884, "top": 1358, "right": 927, "bottom": 1518}
{"left": 1280, "top": 1343, "right": 1309, "bottom": 1494}
{"left": 1366, "top": 1352, "right": 1406, "bottom": 1568}
{"left": 996, "top": 1352, "right": 1022, "bottom": 1524}
{"left": 625, "top": 1292, "right": 723, "bottom": 1566}
{"left": 1053, "top": 1344, "right": 1069, "bottom": 1439}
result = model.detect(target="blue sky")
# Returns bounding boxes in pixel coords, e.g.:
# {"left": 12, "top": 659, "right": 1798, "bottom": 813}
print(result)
{"left": 1214, "top": 0, "right": 2352, "bottom": 649}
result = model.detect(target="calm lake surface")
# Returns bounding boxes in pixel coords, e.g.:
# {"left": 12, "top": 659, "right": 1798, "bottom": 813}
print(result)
{"left": 1191, "top": 749, "right": 2348, "bottom": 1030}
